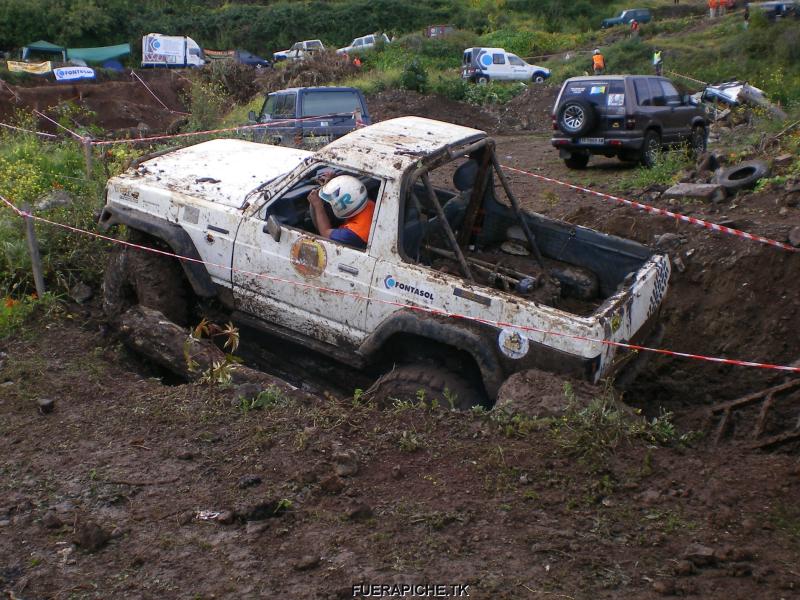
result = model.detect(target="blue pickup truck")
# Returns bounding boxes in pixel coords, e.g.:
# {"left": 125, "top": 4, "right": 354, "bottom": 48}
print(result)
{"left": 247, "top": 86, "right": 371, "bottom": 149}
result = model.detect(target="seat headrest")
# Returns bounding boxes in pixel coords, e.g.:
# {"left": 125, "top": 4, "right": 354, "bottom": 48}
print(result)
{"left": 453, "top": 159, "right": 479, "bottom": 192}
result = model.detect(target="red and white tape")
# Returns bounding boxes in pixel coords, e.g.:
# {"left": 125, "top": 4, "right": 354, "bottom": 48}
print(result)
{"left": 1, "top": 193, "right": 798, "bottom": 374}
{"left": 130, "top": 71, "right": 189, "bottom": 116}
{"left": 501, "top": 164, "right": 799, "bottom": 253}
{"left": 0, "top": 122, "right": 57, "bottom": 138}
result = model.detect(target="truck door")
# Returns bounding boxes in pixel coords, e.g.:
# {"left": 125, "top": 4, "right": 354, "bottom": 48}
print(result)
{"left": 231, "top": 164, "right": 382, "bottom": 348}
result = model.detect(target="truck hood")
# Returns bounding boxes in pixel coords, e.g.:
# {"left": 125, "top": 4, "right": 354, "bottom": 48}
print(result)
{"left": 136, "top": 138, "right": 311, "bottom": 209}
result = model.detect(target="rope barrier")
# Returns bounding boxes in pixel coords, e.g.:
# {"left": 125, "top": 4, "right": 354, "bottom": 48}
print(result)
{"left": 501, "top": 165, "right": 799, "bottom": 253}
{"left": 1, "top": 192, "right": 797, "bottom": 374}
{"left": 130, "top": 71, "right": 190, "bottom": 116}
{"left": 0, "top": 123, "right": 57, "bottom": 138}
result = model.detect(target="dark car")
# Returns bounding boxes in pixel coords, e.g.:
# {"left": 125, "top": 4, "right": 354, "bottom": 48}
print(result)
{"left": 248, "top": 86, "right": 371, "bottom": 149}
{"left": 234, "top": 49, "right": 271, "bottom": 68}
{"left": 601, "top": 8, "right": 652, "bottom": 28}
{"left": 551, "top": 75, "right": 708, "bottom": 169}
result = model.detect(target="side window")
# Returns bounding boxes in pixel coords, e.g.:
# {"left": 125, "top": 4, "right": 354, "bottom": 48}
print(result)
{"left": 274, "top": 94, "right": 297, "bottom": 117}
{"left": 634, "top": 79, "right": 653, "bottom": 106}
{"left": 492, "top": 53, "right": 505, "bottom": 64}
{"left": 648, "top": 79, "right": 666, "bottom": 106}
{"left": 659, "top": 80, "right": 682, "bottom": 106}
{"left": 508, "top": 55, "right": 524, "bottom": 66}
{"left": 261, "top": 95, "right": 277, "bottom": 118}
{"left": 265, "top": 165, "right": 383, "bottom": 251}
{"left": 354, "top": 39, "right": 363, "bottom": 47}
{"left": 366, "top": 36, "right": 374, "bottom": 44}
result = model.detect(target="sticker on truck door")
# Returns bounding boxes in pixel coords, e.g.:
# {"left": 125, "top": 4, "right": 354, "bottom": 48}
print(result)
{"left": 291, "top": 237, "right": 327, "bottom": 278}
{"left": 498, "top": 328, "right": 529, "bottom": 359}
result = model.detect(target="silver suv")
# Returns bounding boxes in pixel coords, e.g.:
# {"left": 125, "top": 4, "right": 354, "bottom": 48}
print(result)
{"left": 551, "top": 75, "right": 709, "bottom": 169}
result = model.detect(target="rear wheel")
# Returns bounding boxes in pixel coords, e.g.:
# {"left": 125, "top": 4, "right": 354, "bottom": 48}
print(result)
{"left": 103, "top": 235, "right": 189, "bottom": 325}
{"left": 640, "top": 130, "right": 662, "bottom": 168}
{"left": 476, "top": 75, "right": 490, "bottom": 85}
{"left": 366, "top": 364, "right": 484, "bottom": 410}
{"left": 564, "top": 153, "right": 590, "bottom": 169}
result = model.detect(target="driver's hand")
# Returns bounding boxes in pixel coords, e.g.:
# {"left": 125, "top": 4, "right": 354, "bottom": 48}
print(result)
{"left": 315, "top": 170, "right": 335, "bottom": 185}
{"left": 308, "top": 187, "right": 322, "bottom": 206}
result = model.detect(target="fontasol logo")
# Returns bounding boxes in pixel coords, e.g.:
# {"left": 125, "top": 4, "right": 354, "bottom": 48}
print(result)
{"left": 384, "top": 275, "right": 434, "bottom": 301}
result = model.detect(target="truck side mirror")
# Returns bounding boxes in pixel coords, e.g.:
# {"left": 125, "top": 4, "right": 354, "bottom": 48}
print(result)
{"left": 263, "top": 215, "right": 282, "bottom": 242}
{"left": 248, "top": 110, "right": 257, "bottom": 122}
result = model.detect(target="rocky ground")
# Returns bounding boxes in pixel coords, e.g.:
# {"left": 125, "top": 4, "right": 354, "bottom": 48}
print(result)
{"left": 1, "top": 70, "right": 799, "bottom": 599}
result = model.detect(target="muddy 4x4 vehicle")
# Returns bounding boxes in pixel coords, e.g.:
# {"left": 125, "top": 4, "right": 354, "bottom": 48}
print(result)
{"left": 552, "top": 75, "right": 708, "bottom": 169}
{"left": 99, "top": 117, "right": 670, "bottom": 407}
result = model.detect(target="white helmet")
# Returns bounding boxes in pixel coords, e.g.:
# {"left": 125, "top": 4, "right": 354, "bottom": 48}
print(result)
{"left": 318, "top": 175, "right": 368, "bottom": 219}
{"left": 593, "top": 49, "right": 600, "bottom": 55}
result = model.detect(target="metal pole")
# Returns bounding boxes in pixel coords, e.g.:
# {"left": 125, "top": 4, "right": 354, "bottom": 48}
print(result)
{"left": 421, "top": 173, "right": 473, "bottom": 281}
{"left": 21, "top": 204, "right": 45, "bottom": 297}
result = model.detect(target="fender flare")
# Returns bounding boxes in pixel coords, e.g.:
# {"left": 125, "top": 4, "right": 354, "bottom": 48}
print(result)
{"left": 98, "top": 204, "right": 217, "bottom": 298}
{"left": 358, "top": 310, "right": 505, "bottom": 398}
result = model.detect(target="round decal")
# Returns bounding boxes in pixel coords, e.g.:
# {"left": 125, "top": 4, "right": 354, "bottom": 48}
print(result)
{"left": 479, "top": 53, "right": 493, "bottom": 68}
{"left": 290, "top": 237, "right": 327, "bottom": 278}
{"left": 498, "top": 328, "right": 529, "bottom": 360}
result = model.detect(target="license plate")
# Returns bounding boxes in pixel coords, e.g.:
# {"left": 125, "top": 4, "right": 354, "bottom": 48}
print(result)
{"left": 579, "top": 137, "right": 604, "bottom": 144}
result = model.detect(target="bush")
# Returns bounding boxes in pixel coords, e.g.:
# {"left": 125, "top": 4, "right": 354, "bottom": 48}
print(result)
{"left": 430, "top": 74, "right": 469, "bottom": 101}
{"left": 199, "top": 60, "right": 259, "bottom": 104}
{"left": 185, "top": 80, "right": 229, "bottom": 132}
{"left": 400, "top": 59, "right": 429, "bottom": 93}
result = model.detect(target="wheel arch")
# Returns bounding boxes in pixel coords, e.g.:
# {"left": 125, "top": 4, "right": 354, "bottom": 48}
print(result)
{"left": 358, "top": 311, "right": 505, "bottom": 399}
{"left": 98, "top": 205, "right": 216, "bottom": 298}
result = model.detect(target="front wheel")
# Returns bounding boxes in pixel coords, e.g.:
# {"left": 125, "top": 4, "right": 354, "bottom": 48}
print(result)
{"left": 640, "top": 130, "right": 662, "bottom": 168}
{"left": 532, "top": 73, "right": 546, "bottom": 83}
{"left": 365, "top": 364, "right": 485, "bottom": 410}
{"left": 103, "top": 237, "right": 189, "bottom": 325}
{"left": 690, "top": 125, "right": 707, "bottom": 157}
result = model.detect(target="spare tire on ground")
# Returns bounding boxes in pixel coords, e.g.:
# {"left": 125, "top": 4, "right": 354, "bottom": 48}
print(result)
{"left": 716, "top": 160, "right": 770, "bottom": 193}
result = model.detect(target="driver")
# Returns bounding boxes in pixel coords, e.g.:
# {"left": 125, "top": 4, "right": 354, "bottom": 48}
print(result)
{"left": 308, "top": 175, "right": 375, "bottom": 250}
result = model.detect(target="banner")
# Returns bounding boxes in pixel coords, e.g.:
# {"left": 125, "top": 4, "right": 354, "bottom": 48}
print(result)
{"left": 7, "top": 60, "right": 52, "bottom": 74}
{"left": 54, "top": 66, "right": 96, "bottom": 81}
{"left": 204, "top": 49, "right": 234, "bottom": 60}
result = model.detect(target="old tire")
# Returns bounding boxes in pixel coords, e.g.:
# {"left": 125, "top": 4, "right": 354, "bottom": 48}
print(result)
{"left": 717, "top": 160, "right": 770, "bottom": 193}
{"left": 640, "top": 129, "right": 662, "bottom": 168}
{"left": 564, "top": 153, "right": 590, "bottom": 169}
{"left": 366, "top": 364, "right": 484, "bottom": 410}
{"left": 557, "top": 98, "right": 596, "bottom": 136}
{"left": 103, "top": 242, "right": 188, "bottom": 325}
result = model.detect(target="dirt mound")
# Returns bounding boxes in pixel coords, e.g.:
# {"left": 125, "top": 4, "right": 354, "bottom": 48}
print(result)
{"left": 254, "top": 52, "right": 360, "bottom": 94}
{"left": 367, "top": 88, "right": 499, "bottom": 132}
{"left": 492, "top": 84, "right": 559, "bottom": 134}
{"left": 0, "top": 70, "right": 189, "bottom": 134}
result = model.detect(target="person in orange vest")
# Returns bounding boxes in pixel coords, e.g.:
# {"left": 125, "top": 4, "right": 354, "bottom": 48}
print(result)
{"left": 591, "top": 49, "right": 605, "bottom": 75}
{"left": 630, "top": 19, "right": 640, "bottom": 37}
{"left": 353, "top": 56, "right": 362, "bottom": 68}
{"left": 708, "top": 0, "right": 718, "bottom": 18}
{"left": 309, "top": 174, "right": 375, "bottom": 249}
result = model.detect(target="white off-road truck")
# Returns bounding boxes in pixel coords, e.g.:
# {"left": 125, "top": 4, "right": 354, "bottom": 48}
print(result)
{"left": 99, "top": 117, "right": 670, "bottom": 407}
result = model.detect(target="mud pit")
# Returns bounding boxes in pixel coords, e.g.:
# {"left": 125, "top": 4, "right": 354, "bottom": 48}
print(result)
{"left": 1, "top": 78, "right": 800, "bottom": 598}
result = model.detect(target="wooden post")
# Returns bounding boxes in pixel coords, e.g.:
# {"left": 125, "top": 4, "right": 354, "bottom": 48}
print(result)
{"left": 21, "top": 204, "right": 46, "bottom": 297}
{"left": 83, "top": 138, "right": 93, "bottom": 180}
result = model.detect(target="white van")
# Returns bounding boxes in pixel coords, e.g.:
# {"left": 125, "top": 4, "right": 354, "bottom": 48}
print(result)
{"left": 461, "top": 47, "right": 550, "bottom": 84}
{"left": 336, "top": 33, "right": 390, "bottom": 55}
{"left": 141, "top": 34, "right": 205, "bottom": 68}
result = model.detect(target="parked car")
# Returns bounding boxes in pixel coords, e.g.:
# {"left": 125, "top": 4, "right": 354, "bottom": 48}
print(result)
{"left": 600, "top": 8, "right": 652, "bottom": 28}
{"left": 550, "top": 75, "right": 708, "bottom": 169}
{"left": 141, "top": 34, "right": 205, "bottom": 68}
{"left": 234, "top": 49, "right": 271, "bottom": 68}
{"left": 747, "top": 1, "right": 798, "bottom": 19}
{"left": 461, "top": 47, "right": 550, "bottom": 84}
{"left": 247, "top": 86, "right": 370, "bottom": 149}
{"left": 424, "top": 24, "right": 455, "bottom": 38}
{"left": 336, "top": 33, "right": 390, "bottom": 55}
{"left": 273, "top": 40, "right": 324, "bottom": 62}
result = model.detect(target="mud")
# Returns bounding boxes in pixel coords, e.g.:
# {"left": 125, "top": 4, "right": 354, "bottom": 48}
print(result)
{"left": 1, "top": 71, "right": 799, "bottom": 599}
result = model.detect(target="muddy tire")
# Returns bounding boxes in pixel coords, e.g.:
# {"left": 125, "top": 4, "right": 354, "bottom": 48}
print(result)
{"left": 717, "top": 160, "right": 770, "bottom": 193}
{"left": 532, "top": 73, "right": 546, "bottom": 84}
{"left": 103, "top": 242, "right": 188, "bottom": 325}
{"left": 640, "top": 129, "right": 662, "bottom": 168}
{"left": 366, "top": 364, "right": 484, "bottom": 410}
{"left": 556, "top": 98, "right": 596, "bottom": 136}
{"left": 564, "top": 153, "right": 590, "bottom": 169}
{"left": 690, "top": 125, "right": 707, "bottom": 156}
{"left": 476, "top": 75, "right": 490, "bottom": 85}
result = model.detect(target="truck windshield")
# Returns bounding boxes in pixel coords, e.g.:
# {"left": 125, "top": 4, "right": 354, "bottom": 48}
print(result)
{"left": 301, "top": 91, "right": 361, "bottom": 117}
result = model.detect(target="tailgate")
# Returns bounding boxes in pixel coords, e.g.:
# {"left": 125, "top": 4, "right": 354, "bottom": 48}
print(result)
{"left": 595, "top": 254, "right": 671, "bottom": 380}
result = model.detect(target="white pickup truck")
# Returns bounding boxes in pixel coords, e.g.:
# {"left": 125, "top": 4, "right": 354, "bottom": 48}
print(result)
{"left": 99, "top": 117, "right": 670, "bottom": 407}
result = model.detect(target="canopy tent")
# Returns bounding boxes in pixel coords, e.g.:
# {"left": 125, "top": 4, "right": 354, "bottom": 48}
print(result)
{"left": 22, "top": 40, "right": 66, "bottom": 61}
{"left": 66, "top": 43, "right": 131, "bottom": 64}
